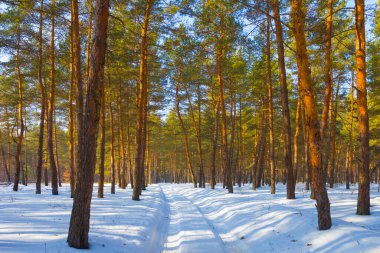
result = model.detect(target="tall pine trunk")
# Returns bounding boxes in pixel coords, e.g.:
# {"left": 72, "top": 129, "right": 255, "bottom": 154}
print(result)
{"left": 218, "top": 13, "right": 233, "bottom": 193}
{"left": 355, "top": 0, "right": 370, "bottom": 215}
{"left": 273, "top": 0, "right": 295, "bottom": 199}
{"left": 67, "top": 0, "right": 110, "bottom": 248}
{"left": 118, "top": 86, "right": 127, "bottom": 189}
{"left": 266, "top": 15, "right": 275, "bottom": 194}
{"left": 72, "top": 0, "right": 84, "bottom": 170}
{"left": 346, "top": 81, "right": 354, "bottom": 189}
{"left": 291, "top": 0, "right": 332, "bottom": 230}
{"left": 329, "top": 81, "right": 340, "bottom": 188}
{"left": 320, "top": 0, "right": 334, "bottom": 172}
{"left": 133, "top": 0, "right": 152, "bottom": 200}
{"left": 13, "top": 26, "right": 24, "bottom": 192}
{"left": 98, "top": 72, "right": 105, "bottom": 198}
{"left": 36, "top": 0, "right": 45, "bottom": 194}
{"left": 108, "top": 72, "right": 116, "bottom": 194}
{"left": 48, "top": 0, "right": 58, "bottom": 195}
{"left": 85, "top": 0, "right": 93, "bottom": 92}
{"left": 69, "top": 18, "right": 75, "bottom": 197}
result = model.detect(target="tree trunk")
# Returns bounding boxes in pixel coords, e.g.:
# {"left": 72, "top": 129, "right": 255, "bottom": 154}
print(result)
{"left": 118, "top": 85, "right": 127, "bottom": 189}
{"left": 291, "top": 0, "right": 332, "bottom": 230}
{"left": 197, "top": 83, "right": 205, "bottom": 188}
{"left": 6, "top": 108, "right": 11, "bottom": 183}
{"left": 36, "top": 0, "right": 45, "bottom": 194}
{"left": 48, "top": 0, "right": 58, "bottom": 195}
{"left": 23, "top": 122, "right": 27, "bottom": 185}
{"left": 133, "top": 0, "right": 152, "bottom": 200}
{"left": 218, "top": 13, "right": 233, "bottom": 193}
{"left": 71, "top": 0, "right": 84, "bottom": 170}
{"left": 324, "top": 88, "right": 333, "bottom": 183}
{"left": 69, "top": 18, "right": 75, "bottom": 197}
{"left": 54, "top": 111, "right": 61, "bottom": 187}
{"left": 346, "top": 80, "right": 354, "bottom": 189}
{"left": 320, "top": 0, "right": 334, "bottom": 170}
{"left": 253, "top": 109, "right": 266, "bottom": 190}
{"left": 108, "top": 72, "right": 116, "bottom": 194}
{"left": 266, "top": 15, "right": 275, "bottom": 194}
{"left": 1, "top": 144, "right": 11, "bottom": 183}
{"left": 13, "top": 26, "right": 24, "bottom": 192}
{"left": 211, "top": 101, "right": 220, "bottom": 189}
{"left": 273, "top": 0, "right": 295, "bottom": 199}
{"left": 67, "top": 0, "right": 110, "bottom": 248}
{"left": 175, "top": 84, "right": 197, "bottom": 188}
{"left": 85, "top": 0, "right": 93, "bottom": 93}
{"left": 355, "top": 0, "right": 370, "bottom": 215}
{"left": 329, "top": 81, "right": 340, "bottom": 188}
{"left": 294, "top": 91, "right": 301, "bottom": 182}
{"left": 184, "top": 84, "right": 205, "bottom": 188}
{"left": 210, "top": 78, "right": 220, "bottom": 189}
{"left": 126, "top": 93, "right": 133, "bottom": 189}
{"left": 98, "top": 71, "right": 105, "bottom": 198}
{"left": 229, "top": 89, "right": 236, "bottom": 188}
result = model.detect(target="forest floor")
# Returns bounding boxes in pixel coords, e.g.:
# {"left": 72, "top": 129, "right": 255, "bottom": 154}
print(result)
{"left": 0, "top": 182, "right": 380, "bottom": 253}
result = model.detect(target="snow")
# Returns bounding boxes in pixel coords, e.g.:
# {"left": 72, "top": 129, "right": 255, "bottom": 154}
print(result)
{"left": 0, "top": 182, "right": 379, "bottom": 253}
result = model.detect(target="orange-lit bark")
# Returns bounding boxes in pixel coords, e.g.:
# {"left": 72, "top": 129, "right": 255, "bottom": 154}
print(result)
{"left": 133, "top": 0, "right": 152, "bottom": 200}
{"left": 355, "top": 0, "right": 370, "bottom": 215}
{"left": 291, "top": 0, "right": 332, "bottom": 230}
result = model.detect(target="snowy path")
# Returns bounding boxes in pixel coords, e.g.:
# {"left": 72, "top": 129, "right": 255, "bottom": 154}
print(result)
{"left": 160, "top": 184, "right": 226, "bottom": 253}
{"left": 1, "top": 183, "right": 380, "bottom": 253}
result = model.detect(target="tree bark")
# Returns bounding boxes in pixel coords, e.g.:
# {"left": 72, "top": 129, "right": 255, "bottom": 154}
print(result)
{"left": 85, "top": 0, "right": 93, "bottom": 93}
{"left": 133, "top": 0, "right": 152, "bottom": 200}
{"left": 184, "top": 84, "right": 205, "bottom": 188}
{"left": 210, "top": 79, "right": 220, "bottom": 189}
{"left": 346, "top": 80, "right": 354, "bottom": 189}
{"left": 36, "top": 0, "right": 45, "bottom": 194}
{"left": 320, "top": 0, "right": 334, "bottom": 168}
{"left": 6, "top": 108, "right": 11, "bottom": 183}
{"left": 329, "top": 81, "right": 340, "bottom": 188}
{"left": 218, "top": 13, "right": 233, "bottom": 193}
{"left": 54, "top": 111, "right": 61, "bottom": 187}
{"left": 273, "top": 0, "right": 295, "bottom": 199}
{"left": 118, "top": 86, "right": 127, "bottom": 189}
{"left": 107, "top": 72, "right": 116, "bottom": 194}
{"left": 71, "top": 0, "right": 84, "bottom": 169}
{"left": 98, "top": 70, "right": 105, "bottom": 198}
{"left": 175, "top": 84, "right": 197, "bottom": 188}
{"left": 67, "top": 0, "right": 110, "bottom": 248}
{"left": 48, "top": 0, "right": 58, "bottom": 195}
{"left": 69, "top": 18, "right": 75, "bottom": 197}
{"left": 294, "top": 91, "right": 301, "bottom": 182}
{"left": 291, "top": 0, "right": 332, "bottom": 230}
{"left": 266, "top": 15, "right": 275, "bottom": 194}
{"left": 13, "top": 25, "right": 24, "bottom": 192}
{"left": 355, "top": 0, "right": 370, "bottom": 215}
{"left": 324, "top": 88, "right": 333, "bottom": 184}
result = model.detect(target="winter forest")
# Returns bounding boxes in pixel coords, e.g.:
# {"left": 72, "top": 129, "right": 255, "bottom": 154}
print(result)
{"left": 0, "top": 0, "right": 379, "bottom": 252}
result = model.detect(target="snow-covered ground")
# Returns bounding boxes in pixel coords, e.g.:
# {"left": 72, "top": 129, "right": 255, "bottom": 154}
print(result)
{"left": 0, "top": 182, "right": 379, "bottom": 253}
